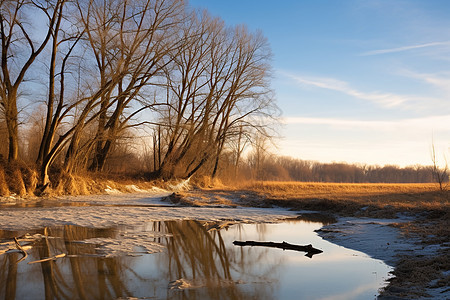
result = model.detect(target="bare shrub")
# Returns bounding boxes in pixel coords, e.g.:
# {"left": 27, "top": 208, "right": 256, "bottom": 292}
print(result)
{"left": 8, "top": 168, "right": 27, "bottom": 196}
{"left": 54, "top": 172, "right": 79, "bottom": 195}
{"left": 53, "top": 170, "right": 102, "bottom": 196}
{"left": 77, "top": 177, "right": 89, "bottom": 195}
{"left": 18, "top": 164, "right": 38, "bottom": 195}
{"left": 191, "top": 175, "right": 224, "bottom": 189}
{"left": 0, "top": 158, "right": 38, "bottom": 196}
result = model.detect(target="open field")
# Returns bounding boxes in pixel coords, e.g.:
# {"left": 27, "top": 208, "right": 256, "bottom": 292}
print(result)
{"left": 232, "top": 181, "right": 449, "bottom": 216}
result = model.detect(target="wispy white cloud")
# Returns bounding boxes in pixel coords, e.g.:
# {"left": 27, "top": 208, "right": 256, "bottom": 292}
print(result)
{"left": 282, "top": 115, "right": 450, "bottom": 133}
{"left": 285, "top": 73, "right": 422, "bottom": 108}
{"left": 400, "top": 70, "right": 450, "bottom": 94}
{"left": 361, "top": 41, "right": 450, "bottom": 56}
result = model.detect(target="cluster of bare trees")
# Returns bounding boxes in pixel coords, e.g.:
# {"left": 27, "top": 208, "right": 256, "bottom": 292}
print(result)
{"left": 0, "top": 0, "right": 276, "bottom": 190}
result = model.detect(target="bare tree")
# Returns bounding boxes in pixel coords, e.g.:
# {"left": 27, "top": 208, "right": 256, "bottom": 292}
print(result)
{"left": 208, "top": 26, "right": 276, "bottom": 178}
{"left": 154, "top": 10, "right": 218, "bottom": 178}
{"left": 0, "top": 0, "right": 65, "bottom": 161}
{"left": 228, "top": 124, "right": 248, "bottom": 177}
{"left": 86, "top": 0, "right": 185, "bottom": 172}
{"left": 33, "top": 0, "right": 85, "bottom": 188}
{"left": 431, "top": 142, "right": 448, "bottom": 191}
{"left": 247, "top": 133, "right": 269, "bottom": 180}
{"left": 155, "top": 11, "right": 276, "bottom": 179}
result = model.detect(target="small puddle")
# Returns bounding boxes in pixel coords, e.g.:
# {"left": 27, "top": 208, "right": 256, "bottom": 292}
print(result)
{"left": 0, "top": 217, "right": 392, "bottom": 299}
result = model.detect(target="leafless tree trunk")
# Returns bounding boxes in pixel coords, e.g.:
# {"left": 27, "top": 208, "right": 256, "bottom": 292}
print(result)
{"left": 250, "top": 134, "right": 268, "bottom": 180}
{"left": 231, "top": 125, "right": 247, "bottom": 177}
{"left": 431, "top": 142, "right": 448, "bottom": 191}
{"left": 0, "top": 0, "right": 64, "bottom": 161}
{"left": 85, "top": 0, "right": 185, "bottom": 172}
{"left": 35, "top": 1, "right": 84, "bottom": 188}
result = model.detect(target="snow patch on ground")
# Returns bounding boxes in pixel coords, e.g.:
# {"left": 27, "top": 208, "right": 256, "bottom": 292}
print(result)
{"left": 316, "top": 216, "right": 450, "bottom": 299}
{"left": 316, "top": 216, "right": 436, "bottom": 267}
{"left": 125, "top": 185, "right": 148, "bottom": 193}
{"left": 105, "top": 185, "right": 122, "bottom": 194}
{"left": 81, "top": 236, "right": 166, "bottom": 257}
{"left": 167, "top": 178, "right": 191, "bottom": 192}
{"left": 104, "top": 178, "right": 190, "bottom": 196}
{"left": 0, "top": 193, "right": 296, "bottom": 231}
{"left": 0, "top": 192, "right": 296, "bottom": 259}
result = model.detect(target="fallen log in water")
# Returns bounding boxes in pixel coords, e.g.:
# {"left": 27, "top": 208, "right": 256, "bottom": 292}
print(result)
{"left": 233, "top": 240, "right": 323, "bottom": 258}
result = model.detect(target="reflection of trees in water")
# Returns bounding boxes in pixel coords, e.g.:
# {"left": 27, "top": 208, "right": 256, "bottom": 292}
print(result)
{"left": 293, "top": 214, "right": 337, "bottom": 225}
{"left": 60, "top": 225, "right": 132, "bottom": 300}
{"left": 0, "top": 226, "right": 133, "bottom": 300}
{"left": 160, "top": 220, "right": 276, "bottom": 300}
{"left": 0, "top": 221, "right": 279, "bottom": 299}
{"left": 1, "top": 252, "right": 19, "bottom": 299}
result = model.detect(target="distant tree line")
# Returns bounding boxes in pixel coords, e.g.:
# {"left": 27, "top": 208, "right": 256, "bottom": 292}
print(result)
{"left": 0, "top": 0, "right": 276, "bottom": 191}
{"left": 232, "top": 155, "right": 445, "bottom": 183}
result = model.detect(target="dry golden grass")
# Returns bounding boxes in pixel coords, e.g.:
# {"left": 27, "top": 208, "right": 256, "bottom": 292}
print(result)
{"left": 8, "top": 168, "right": 27, "bottom": 196}
{"left": 381, "top": 253, "right": 450, "bottom": 298}
{"left": 240, "top": 181, "right": 437, "bottom": 198}
{"left": 190, "top": 175, "right": 225, "bottom": 189}
{"left": 0, "top": 161, "right": 38, "bottom": 197}
{"left": 20, "top": 166, "right": 37, "bottom": 194}
{"left": 234, "top": 181, "right": 449, "bottom": 213}
{"left": 52, "top": 172, "right": 132, "bottom": 196}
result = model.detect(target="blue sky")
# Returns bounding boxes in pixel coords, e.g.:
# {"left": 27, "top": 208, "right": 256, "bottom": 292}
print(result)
{"left": 188, "top": 0, "right": 450, "bottom": 167}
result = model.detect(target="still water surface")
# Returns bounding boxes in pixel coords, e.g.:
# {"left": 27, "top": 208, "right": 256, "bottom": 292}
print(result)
{"left": 0, "top": 218, "right": 392, "bottom": 299}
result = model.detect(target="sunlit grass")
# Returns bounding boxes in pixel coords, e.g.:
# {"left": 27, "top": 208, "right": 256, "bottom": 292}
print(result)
{"left": 222, "top": 181, "right": 449, "bottom": 213}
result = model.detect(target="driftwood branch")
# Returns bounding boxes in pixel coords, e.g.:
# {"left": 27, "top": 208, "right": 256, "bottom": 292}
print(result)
{"left": 13, "top": 237, "right": 28, "bottom": 263}
{"left": 28, "top": 253, "right": 66, "bottom": 264}
{"left": 233, "top": 240, "right": 323, "bottom": 258}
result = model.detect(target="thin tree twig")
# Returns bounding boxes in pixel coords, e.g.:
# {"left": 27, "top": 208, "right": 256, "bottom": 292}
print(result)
{"left": 13, "top": 237, "right": 28, "bottom": 263}
{"left": 28, "top": 253, "right": 66, "bottom": 264}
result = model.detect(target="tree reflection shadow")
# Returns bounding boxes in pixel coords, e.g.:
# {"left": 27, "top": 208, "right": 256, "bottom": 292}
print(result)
{"left": 0, "top": 221, "right": 278, "bottom": 299}
{"left": 159, "top": 220, "right": 277, "bottom": 299}
{"left": 0, "top": 226, "right": 131, "bottom": 300}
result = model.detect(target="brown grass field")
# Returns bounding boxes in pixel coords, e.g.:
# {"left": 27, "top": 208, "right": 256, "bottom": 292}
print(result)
{"left": 232, "top": 181, "right": 449, "bottom": 215}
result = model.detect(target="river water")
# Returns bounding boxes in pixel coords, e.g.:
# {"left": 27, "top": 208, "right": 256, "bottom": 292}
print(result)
{"left": 0, "top": 216, "right": 392, "bottom": 300}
